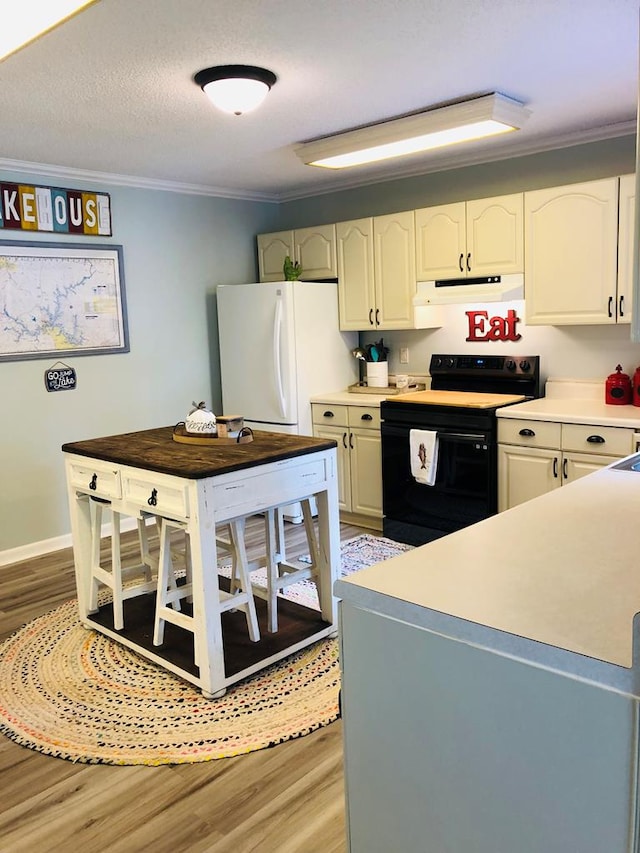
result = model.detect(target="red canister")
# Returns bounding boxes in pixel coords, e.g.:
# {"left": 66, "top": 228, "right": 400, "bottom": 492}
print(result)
{"left": 605, "top": 364, "right": 632, "bottom": 405}
{"left": 633, "top": 366, "right": 640, "bottom": 407}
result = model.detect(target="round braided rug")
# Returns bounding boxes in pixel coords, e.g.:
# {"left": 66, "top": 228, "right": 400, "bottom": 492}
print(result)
{"left": 0, "top": 536, "right": 410, "bottom": 766}
{"left": 0, "top": 598, "right": 339, "bottom": 765}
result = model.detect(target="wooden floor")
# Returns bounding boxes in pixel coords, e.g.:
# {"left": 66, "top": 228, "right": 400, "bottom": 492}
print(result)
{"left": 0, "top": 517, "right": 370, "bottom": 853}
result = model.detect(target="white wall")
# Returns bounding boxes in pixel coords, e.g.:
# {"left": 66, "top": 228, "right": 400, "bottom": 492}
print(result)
{"left": 363, "top": 300, "right": 640, "bottom": 389}
{"left": 0, "top": 170, "right": 278, "bottom": 560}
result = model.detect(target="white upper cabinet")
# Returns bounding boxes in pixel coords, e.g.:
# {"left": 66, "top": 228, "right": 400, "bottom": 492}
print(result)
{"left": 337, "top": 211, "right": 420, "bottom": 331}
{"left": 415, "top": 194, "right": 523, "bottom": 280}
{"left": 524, "top": 178, "right": 619, "bottom": 325}
{"left": 257, "top": 224, "right": 337, "bottom": 281}
{"left": 616, "top": 174, "right": 635, "bottom": 325}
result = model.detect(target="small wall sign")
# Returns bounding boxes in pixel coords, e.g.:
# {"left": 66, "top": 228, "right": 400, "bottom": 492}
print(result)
{"left": 0, "top": 181, "right": 111, "bottom": 236}
{"left": 44, "top": 362, "right": 77, "bottom": 392}
{"left": 466, "top": 308, "right": 522, "bottom": 342}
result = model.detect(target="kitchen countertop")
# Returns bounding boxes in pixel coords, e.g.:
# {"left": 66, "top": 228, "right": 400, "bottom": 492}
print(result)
{"left": 497, "top": 396, "right": 640, "bottom": 428}
{"left": 311, "top": 390, "right": 395, "bottom": 406}
{"left": 336, "top": 459, "right": 640, "bottom": 694}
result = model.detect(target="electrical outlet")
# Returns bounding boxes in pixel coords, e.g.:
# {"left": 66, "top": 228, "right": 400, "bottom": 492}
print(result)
{"left": 400, "top": 347, "right": 409, "bottom": 364}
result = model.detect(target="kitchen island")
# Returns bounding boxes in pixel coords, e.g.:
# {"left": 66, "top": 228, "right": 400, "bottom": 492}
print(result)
{"left": 63, "top": 426, "right": 340, "bottom": 698}
{"left": 336, "top": 458, "right": 640, "bottom": 852}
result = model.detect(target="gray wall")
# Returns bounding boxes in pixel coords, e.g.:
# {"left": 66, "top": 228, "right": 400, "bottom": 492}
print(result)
{"left": 0, "top": 169, "right": 278, "bottom": 556}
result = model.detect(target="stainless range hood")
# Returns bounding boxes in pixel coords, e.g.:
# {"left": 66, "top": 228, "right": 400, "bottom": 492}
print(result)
{"left": 413, "top": 273, "right": 524, "bottom": 306}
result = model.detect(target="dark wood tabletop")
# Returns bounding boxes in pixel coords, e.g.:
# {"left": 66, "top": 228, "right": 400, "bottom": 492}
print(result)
{"left": 62, "top": 426, "right": 337, "bottom": 479}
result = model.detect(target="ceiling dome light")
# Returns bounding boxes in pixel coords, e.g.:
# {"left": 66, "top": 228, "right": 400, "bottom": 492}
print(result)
{"left": 194, "top": 65, "right": 277, "bottom": 116}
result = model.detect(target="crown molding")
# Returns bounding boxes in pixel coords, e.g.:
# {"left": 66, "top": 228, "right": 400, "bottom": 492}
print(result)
{"left": 0, "top": 157, "right": 280, "bottom": 203}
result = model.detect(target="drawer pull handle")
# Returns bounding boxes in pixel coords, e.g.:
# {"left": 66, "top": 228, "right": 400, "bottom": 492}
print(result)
{"left": 323, "top": 410, "right": 335, "bottom": 418}
{"left": 349, "top": 433, "right": 354, "bottom": 449}
{"left": 369, "top": 308, "right": 374, "bottom": 326}
{"left": 519, "top": 428, "right": 535, "bottom": 437}
{"left": 458, "top": 253, "right": 464, "bottom": 272}
{"left": 89, "top": 473, "right": 98, "bottom": 491}
{"left": 563, "top": 458, "right": 568, "bottom": 479}
{"left": 375, "top": 308, "right": 380, "bottom": 326}
{"left": 586, "top": 435, "right": 605, "bottom": 444}
{"left": 608, "top": 296, "right": 613, "bottom": 318}
{"left": 343, "top": 432, "right": 348, "bottom": 448}
{"left": 466, "top": 252, "right": 471, "bottom": 272}
{"left": 553, "top": 457, "right": 558, "bottom": 478}
{"left": 619, "top": 294, "right": 625, "bottom": 317}
{"left": 361, "top": 413, "right": 373, "bottom": 421}
{"left": 147, "top": 488, "right": 158, "bottom": 507}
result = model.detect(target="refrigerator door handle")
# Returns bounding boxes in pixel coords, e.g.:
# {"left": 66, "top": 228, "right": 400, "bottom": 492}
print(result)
{"left": 273, "top": 296, "right": 287, "bottom": 418}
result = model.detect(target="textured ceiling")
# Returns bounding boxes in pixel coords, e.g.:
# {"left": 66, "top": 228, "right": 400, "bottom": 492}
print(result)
{"left": 0, "top": 0, "right": 638, "bottom": 201}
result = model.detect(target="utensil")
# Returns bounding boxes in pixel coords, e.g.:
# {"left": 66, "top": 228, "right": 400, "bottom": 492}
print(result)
{"left": 352, "top": 347, "right": 367, "bottom": 361}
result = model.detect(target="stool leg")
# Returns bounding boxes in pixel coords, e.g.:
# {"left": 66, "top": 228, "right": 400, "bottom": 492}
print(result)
{"left": 110, "top": 510, "right": 125, "bottom": 631}
{"left": 88, "top": 500, "right": 104, "bottom": 614}
{"left": 153, "top": 519, "right": 174, "bottom": 647}
{"left": 265, "top": 509, "right": 280, "bottom": 633}
{"left": 136, "top": 516, "right": 155, "bottom": 581}
{"left": 229, "top": 518, "right": 260, "bottom": 642}
{"left": 302, "top": 499, "right": 319, "bottom": 571}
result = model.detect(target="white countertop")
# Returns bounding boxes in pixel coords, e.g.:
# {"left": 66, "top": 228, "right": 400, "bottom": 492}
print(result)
{"left": 497, "top": 396, "right": 640, "bottom": 428}
{"left": 336, "top": 460, "right": 640, "bottom": 689}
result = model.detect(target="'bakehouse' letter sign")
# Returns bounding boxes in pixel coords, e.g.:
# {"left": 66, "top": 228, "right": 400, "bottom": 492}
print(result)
{"left": 0, "top": 182, "right": 111, "bottom": 236}
{"left": 466, "top": 308, "right": 522, "bottom": 342}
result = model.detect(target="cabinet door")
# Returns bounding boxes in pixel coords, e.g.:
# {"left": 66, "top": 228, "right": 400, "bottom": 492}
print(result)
{"left": 373, "top": 211, "right": 416, "bottom": 330}
{"left": 294, "top": 224, "right": 337, "bottom": 279}
{"left": 524, "top": 178, "right": 619, "bottom": 325}
{"left": 257, "top": 230, "right": 295, "bottom": 282}
{"left": 415, "top": 202, "right": 466, "bottom": 280}
{"left": 616, "top": 174, "right": 635, "bottom": 325}
{"left": 563, "top": 452, "right": 620, "bottom": 484}
{"left": 466, "top": 194, "right": 523, "bottom": 276}
{"left": 336, "top": 218, "right": 376, "bottom": 331}
{"left": 312, "top": 424, "right": 351, "bottom": 511}
{"left": 349, "top": 427, "right": 382, "bottom": 518}
{"left": 498, "top": 444, "right": 560, "bottom": 511}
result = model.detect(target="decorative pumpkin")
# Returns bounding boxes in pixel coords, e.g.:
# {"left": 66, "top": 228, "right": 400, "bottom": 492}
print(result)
{"left": 185, "top": 400, "right": 217, "bottom": 434}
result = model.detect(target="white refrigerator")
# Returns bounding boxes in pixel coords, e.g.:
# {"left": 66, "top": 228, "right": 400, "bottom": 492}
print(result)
{"left": 216, "top": 280, "right": 358, "bottom": 521}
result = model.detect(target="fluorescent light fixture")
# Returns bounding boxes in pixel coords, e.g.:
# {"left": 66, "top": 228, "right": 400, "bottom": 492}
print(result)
{"left": 0, "top": 1, "right": 98, "bottom": 62}
{"left": 295, "top": 93, "right": 531, "bottom": 169}
{"left": 194, "top": 65, "right": 277, "bottom": 116}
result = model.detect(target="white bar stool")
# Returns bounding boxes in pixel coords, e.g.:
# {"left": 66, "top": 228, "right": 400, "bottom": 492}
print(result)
{"left": 153, "top": 516, "right": 260, "bottom": 661}
{"left": 248, "top": 499, "right": 319, "bottom": 633}
{"left": 88, "top": 498, "right": 159, "bottom": 631}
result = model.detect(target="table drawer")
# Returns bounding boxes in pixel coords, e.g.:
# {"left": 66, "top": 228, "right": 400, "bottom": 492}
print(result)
{"left": 312, "top": 403, "right": 348, "bottom": 427}
{"left": 498, "top": 418, "right": 562, "bottom": 449}
{"left": 561, "top": 423, "right": 634, "bottom": 456}
{"left": 348, "top": 405, "right": 380, "bottom": 429}
{"left": 122, "top": 473, "right": 189, "bottom": 519}
{"left": 67, "top": 459, "right": 121, "bottom": 500}
{"left": 212, "top": 456, "right": 327, "bottom": 517}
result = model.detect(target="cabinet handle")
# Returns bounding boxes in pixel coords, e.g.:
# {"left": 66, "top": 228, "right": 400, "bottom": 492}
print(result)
{"left": 466, "top": 252, "right": 471, "bottom": 273}
{"left": 369, "top": 308, "right": 374, "bottom": 326}
{"left": 323, "top": 410, "right": 334, "bottom": 418}
{"left": 343, "top": 432, "right": 348, "bottom": 448}
{"left": 586, "top": 435, "right": 605, "bottom": 444}
{"left": 89, "top": 473, "right": 98, "bottom": 491}
{"left": 349, "top": 433, "right": 354, "bottom": 449}
{"left": 458, "top": 253, "right": 464, "bottom": 272}
{"left": 619, "top": 294, "right": 625, "bottom": 318}
{"left": 553, "top": 457, "right": 558, "bottom": 478}
{"left": 375, "top": 308, "right": 380, "bottom": 326}
{"left": 147, "top": 488, "right": 158, "bottom": 507}
{"left": 518, "top": 428, "right": 535, "bottom": 437}
{"left": 608, "top": 296, "right": 613, "bottom": 318}
{"left": 563, "top": 458, "right": 568, "bottom": 480}
{"left": 361, "top": 413, "right": 373, "bottom": 421}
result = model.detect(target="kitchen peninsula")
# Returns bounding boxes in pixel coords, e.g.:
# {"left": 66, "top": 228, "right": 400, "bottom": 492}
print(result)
{"left": 336, "top": 458, "right": 640, "bottom": 853}
{"left": 62, "top": 426, "right": 340, "bottom": 699}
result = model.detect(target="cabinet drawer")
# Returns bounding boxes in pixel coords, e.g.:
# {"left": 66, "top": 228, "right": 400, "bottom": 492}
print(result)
{"left": 348, "top": 405, "right": 380, "bottom": 429}
{"left": 561, "top": 423, "right": 634, "bottom": 456}
{"left": 68, "top": 459, "right": 121, "bottom": 500}
{"left": 122, "top": 474, "right": 189, "bottom": 519}
{"left": 312, "top": 403, "right": 349, "bottom": 427}
{"left": 497, "top": 419, "right": 561, "bottom": 449}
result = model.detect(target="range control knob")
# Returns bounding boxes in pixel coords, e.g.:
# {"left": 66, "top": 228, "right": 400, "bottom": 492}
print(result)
{"left": 432, "top": 357, "right": 443, "bottom": 369}
{"left": 505, "top": 359, "right": 517, "bottom": 371}
{"left": 519, "top": 359, "right": 531, "bottom": 372}
{"left": 444, "top": 357, "right": 455, "bottom": 368}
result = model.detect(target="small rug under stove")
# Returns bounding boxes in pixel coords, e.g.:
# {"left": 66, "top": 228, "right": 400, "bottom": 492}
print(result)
{"left": 0, "top": 533, "right": 411, "bottom": 765}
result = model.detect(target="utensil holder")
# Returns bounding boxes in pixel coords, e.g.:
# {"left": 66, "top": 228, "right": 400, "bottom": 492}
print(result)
{"left": 366, "top": 361, "right": 388, "bottom": 388}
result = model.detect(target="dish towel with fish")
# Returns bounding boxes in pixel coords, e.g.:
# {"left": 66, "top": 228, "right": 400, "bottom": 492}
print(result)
{"left": 410, "top": 429, "right": 439, "bottom": 486}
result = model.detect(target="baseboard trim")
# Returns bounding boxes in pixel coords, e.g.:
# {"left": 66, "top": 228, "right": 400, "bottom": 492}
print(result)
{"left": 0, "top": 517, "right": 140, "bottom": 568}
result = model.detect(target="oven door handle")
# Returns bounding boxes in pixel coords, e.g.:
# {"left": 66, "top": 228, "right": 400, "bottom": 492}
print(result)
{"left": 438, "top": 432, "right": 489, "bottom": 443}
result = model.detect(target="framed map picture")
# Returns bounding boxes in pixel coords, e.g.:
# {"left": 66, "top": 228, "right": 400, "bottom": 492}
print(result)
{"left": 0, "top": 240, "right": 129, "bottom": 362}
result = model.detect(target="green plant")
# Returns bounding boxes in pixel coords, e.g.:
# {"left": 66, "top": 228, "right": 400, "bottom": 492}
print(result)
{"left": 283, "top": 255, "right": 302, "bottom": 281}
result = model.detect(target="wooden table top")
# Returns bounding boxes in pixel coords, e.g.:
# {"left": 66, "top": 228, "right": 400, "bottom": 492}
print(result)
{"left": 62, "top": 426, "right": 337, "bottom": 479}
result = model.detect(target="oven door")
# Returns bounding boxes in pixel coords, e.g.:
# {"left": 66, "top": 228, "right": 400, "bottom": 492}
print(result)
{"left": 381, "top": 423, "right": 496, "bottom": 545}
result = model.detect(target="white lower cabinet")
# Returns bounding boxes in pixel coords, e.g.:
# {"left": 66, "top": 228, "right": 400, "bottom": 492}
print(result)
{"left": 311, "top": 403, "right": 382, "bottom": 525}
{"left": 498, "top": 418, "right": 633, "bottom": 511}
